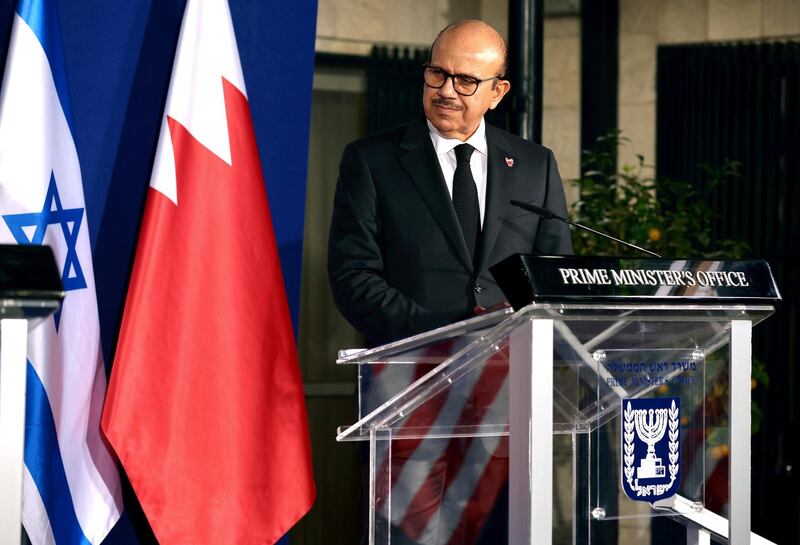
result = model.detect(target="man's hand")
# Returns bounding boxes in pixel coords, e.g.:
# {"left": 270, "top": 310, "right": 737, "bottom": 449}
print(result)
{"left": 473, "top": 301, "right": 511, "bottom": 315}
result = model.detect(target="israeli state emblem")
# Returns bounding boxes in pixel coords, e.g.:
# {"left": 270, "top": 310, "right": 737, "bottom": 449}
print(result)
{"left": 621, "top": 397, "right": 680, "bottom": 503}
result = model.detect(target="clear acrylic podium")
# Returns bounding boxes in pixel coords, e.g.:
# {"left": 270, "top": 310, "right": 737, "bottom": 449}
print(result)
{"left": 337, "top": 301, "right": 777, "bottom": 545}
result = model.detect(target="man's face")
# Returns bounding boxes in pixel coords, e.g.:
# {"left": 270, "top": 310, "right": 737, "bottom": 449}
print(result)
{"left": 423, "top": 26, "right": 510, "bottom": 141}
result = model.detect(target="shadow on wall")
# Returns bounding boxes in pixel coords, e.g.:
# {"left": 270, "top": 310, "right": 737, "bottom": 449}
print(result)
{"left": 92, "top": 1, "right": 187, "bottom": 544}
{"left": 93, "top": 0, "right": 186, "bottom": 376}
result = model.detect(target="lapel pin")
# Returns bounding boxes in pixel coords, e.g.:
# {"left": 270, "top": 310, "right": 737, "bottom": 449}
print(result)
{"left": 505, "top": 156, "right": 514, "bottom": 167}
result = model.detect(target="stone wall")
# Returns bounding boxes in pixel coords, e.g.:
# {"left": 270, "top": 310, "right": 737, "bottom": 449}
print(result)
{"left": 316, "top": 0, "right": 482, "bottom": 54}
{"left": 542, "top": 16, "right": 581, "bottom": 196}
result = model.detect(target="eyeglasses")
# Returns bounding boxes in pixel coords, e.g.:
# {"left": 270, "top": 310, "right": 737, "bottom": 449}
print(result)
{"left": 423, "top": 62, "right": 502, "bottom": 97}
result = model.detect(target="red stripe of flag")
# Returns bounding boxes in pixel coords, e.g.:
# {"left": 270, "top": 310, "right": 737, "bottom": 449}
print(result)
{"left": 399, "top": 349, "right": 509, "bottom": 541}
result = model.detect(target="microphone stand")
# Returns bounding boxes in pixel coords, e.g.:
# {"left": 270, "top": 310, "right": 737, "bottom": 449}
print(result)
{"left": 509, "top": 199, "right": 662, "bottom": 258}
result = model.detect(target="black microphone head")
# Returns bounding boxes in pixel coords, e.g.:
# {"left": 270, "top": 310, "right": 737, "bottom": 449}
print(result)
{"left": 510, "top": 199, "right": 556, "bottom": 219}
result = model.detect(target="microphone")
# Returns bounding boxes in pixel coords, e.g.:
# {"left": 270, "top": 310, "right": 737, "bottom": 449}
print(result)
{"left": 510, "top": 199, "right": 661, "bottom": 258}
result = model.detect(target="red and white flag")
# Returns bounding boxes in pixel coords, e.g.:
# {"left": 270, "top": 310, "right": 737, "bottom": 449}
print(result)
{"left": 100, "top": 0, "right": 315, "bottom": 543}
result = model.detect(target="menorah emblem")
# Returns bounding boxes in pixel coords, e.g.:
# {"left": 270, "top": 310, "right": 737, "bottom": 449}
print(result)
{"left": 634, "top": 408, "right": 669, "bottom": 479}
{"left": 621, "top": 397, "right": 681, "bottom": 503}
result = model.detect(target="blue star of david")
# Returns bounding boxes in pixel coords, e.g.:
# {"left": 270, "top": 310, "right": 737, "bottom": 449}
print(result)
{"left": 3, "top": 172, "right": 87, "bottom": 329}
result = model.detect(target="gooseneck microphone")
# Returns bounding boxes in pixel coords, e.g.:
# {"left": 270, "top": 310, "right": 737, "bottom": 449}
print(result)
{"left": 510, "top": 199, "right": 662, "bottom": 258}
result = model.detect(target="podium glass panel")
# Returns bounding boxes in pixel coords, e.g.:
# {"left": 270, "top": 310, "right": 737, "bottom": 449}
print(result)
{"left": 337, "top": 303, "right": 774, "bottom": 545}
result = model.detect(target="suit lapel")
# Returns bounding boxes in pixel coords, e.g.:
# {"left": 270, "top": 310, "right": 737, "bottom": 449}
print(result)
{"left": 400, "top": 120, "right": 473, "bottom": 271}
{"left": 478, "top": 126, "right": 518, "bottom": 272}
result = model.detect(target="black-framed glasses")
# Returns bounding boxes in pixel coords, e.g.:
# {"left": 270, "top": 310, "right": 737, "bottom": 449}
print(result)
{"left": 423, "top": 62, "right": 502, "bottom": 96}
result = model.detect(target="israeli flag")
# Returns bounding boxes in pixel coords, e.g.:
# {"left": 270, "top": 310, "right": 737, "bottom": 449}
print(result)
{"left": 0, "top": 0, "right": 122, "bottom": 543}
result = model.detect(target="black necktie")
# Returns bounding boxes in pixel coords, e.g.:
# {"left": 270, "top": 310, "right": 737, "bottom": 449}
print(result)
{"left": 452, "top": 143, "right": 481, "bottom": 266}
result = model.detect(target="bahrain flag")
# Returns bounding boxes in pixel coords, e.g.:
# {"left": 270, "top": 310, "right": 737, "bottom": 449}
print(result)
{"left": 101, "top": 0, "right": 315, "bottom": 543}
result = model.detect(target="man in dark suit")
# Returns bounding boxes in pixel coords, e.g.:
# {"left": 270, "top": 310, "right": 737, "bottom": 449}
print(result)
{"left": 328, "top": 19, "right": 572, "bottom": 348}
{"left": 329, "top": 21, "right": 572, "bottom": 543}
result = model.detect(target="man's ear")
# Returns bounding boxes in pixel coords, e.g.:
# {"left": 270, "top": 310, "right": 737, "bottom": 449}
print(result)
{"left": 489, "top": 80, "right": 511, "bottom": 110}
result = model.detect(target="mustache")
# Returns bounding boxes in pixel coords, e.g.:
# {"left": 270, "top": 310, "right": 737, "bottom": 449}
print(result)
{"left": 431, "top": 97, "right": 464, "bottom": 111}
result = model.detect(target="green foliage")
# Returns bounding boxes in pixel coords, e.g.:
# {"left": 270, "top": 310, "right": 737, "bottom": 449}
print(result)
{"left": 569, "top": 132, "right": 749, "bottom": 259}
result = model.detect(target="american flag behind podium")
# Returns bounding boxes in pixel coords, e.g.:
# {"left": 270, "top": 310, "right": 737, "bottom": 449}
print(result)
{"left": 0, "top": 0, "right": 122, "bottom": 543}
{"left": 100, "top": 0, "right": 315, "bottom": 543}
{"left": 364, "top": 341, "right": 510, "bottom": 545}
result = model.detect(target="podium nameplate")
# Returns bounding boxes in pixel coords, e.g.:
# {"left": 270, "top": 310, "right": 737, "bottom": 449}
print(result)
{"left": 491, "top": 255, "right": 781, "bottom": 309}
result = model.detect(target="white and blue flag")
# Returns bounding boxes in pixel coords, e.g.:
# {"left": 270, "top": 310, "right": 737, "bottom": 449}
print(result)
{"left": 0, "top": 0, "right": 122, "bottom": 543}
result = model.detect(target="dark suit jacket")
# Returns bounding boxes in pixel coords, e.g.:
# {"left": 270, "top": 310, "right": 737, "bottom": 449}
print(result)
{"left": 328, "top": 118, "right": 573, "bottom": 346}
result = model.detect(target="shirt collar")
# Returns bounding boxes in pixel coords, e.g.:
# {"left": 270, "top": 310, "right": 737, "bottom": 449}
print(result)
{"left": 426, "top": 118, "right": 487, "bottom": 158}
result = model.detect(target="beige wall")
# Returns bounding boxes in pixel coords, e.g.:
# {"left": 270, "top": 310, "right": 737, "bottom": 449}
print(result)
{"left": 618, "top": 0, "right": 800, "bottom": 169}
{"left": 315, "top": 0, "right": 482, "bottom": 54}
{"left": 315, "top": 0, "right": 508, "bottom": 53}
{"left": 543, "top": 16, "right": 581, "bottom": 197}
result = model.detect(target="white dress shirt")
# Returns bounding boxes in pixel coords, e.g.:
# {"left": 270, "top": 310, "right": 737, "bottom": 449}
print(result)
{"left": 427, "top": 118, "right": 488, "bottom": 226}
